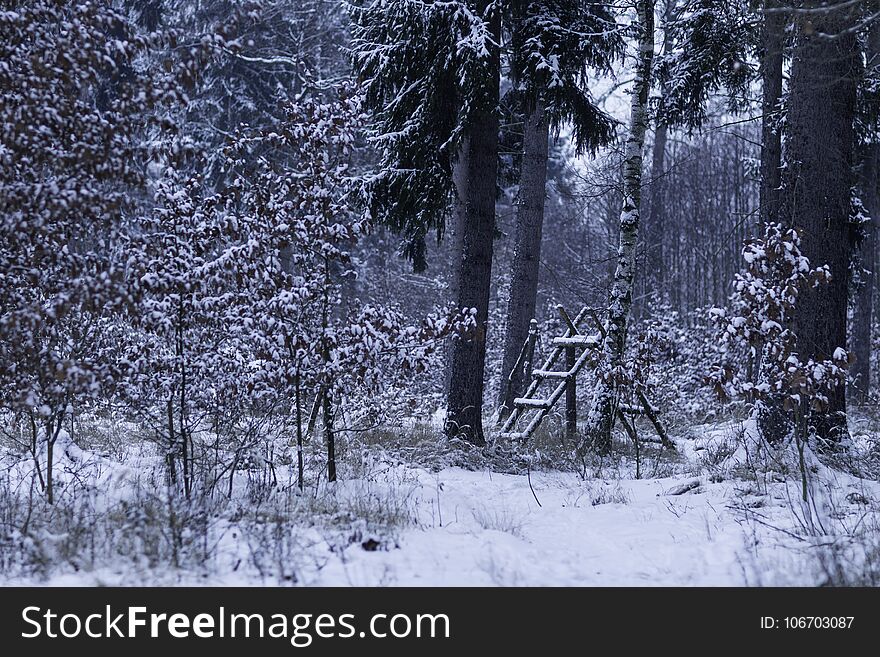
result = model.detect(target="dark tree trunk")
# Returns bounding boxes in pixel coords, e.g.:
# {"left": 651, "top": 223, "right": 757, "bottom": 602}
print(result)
{"left": 782, "top": 1, "right": 860, "bottom": 446}
{"left": 565, "top": 346, "right": 577, "bottom": 442}
{"left": 445, "top": 4, "right": 500, "bottom": 446}
{"left": 497, "top": 100, "right": 549, "bottom": 420}
{"left": 646, "top": 122, "right": 668, "bottom": 299}
{"left": 295, "top": 372, "right": 304, "bottom": 491}
{"left": 445, "top": 141, "right": 469, "bottom": 393}
{"left": 644, "top": 1, "right": 673, "bottom": 304}
{"left": 852, "top": 144, "right": 877, "bottom": 404}
{"left": 851, "top": 18, "right": 880, "bottom": 406}
{"left": 759, "top": 0, "right": 785, "bottom": 229}
{"left": 756, "top": 0, "right": 788, "bottom": 442}
{"left": 324, "top": 388, "right": 336, "bottom": 482}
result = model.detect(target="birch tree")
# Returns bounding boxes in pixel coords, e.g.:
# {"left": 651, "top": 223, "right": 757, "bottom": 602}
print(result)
{"left": 580, "top": 0, "right": 655, "bottom": 456}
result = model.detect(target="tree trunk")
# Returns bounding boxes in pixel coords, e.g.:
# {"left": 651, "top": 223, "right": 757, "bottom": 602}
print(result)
{"left": 644, "top": 1, "right": 673, "bottom": 306}
{"left": 580, "top": 0, "right": 655, "bottom": 456}
{"left": 759, "top": 0, "right": 785, "bottom": 229}
{"left": 645, "top": 122, "right": 668, "bottom": 300}
{"left": 852, "top": 144, "right": 877, "bottom": 404}
{"left": 295, "top": 372, "right": 304, "bottom": 491}
{"left": 445, "top": 4, "right": 500, "bottom": 446}
{"left": 756, "top": 1, "right": 788, "bottom": 442}
{"left": 324, "top": 387, "right": 336, "bottom": 482}
{"left": 45, "top": 425, "right": 54, "bottom": 505}
{"left": 565, "top": 345, "right": 577, "bottom": 442}
{"left": 783, "top": 0, "right": 860, "bottom": 446}
{"left": 851, "top": 17, "right": 880, "bottom": 406}
{"left": 444, "top": 153, "right": 469, "bottom": 393}
{"left": 497, "top": 100, "right": 549, "bottom": 420}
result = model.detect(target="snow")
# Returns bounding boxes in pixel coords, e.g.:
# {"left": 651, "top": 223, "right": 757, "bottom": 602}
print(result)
{"left": 7, "top": 420, "right": 878, "bottom": 588}
{"left": 315, "top": 468, "right": 750, "bottom": 586}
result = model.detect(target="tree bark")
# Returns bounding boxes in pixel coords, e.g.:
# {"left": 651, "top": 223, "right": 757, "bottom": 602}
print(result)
{"left": 644, "top": 1, "right": 673, "bottom": 305}
{"left": 782, "top": 0, "right": 860, "bottom": 446}
{"left": 580, "top": 0, "right": 655, "bottom": 456}
{"left": 295, "top": 372, "right": 304, "bottom": 491}
{"left": 756, "top": 1, "right": 788, "bottom": 442}
{"left": 759, "top": 0, "right": 785, "bottom": 229}
{"left": 445, "top": 3, "right": 500, "bottom": 446}
{"left": 497, "top": 100, "right": 550, "bottom": 420}
{"left": 852, "top": 143, "right": 877, "bottom": 404}
{"left": 645, "top": 122, "right": 668, "bottom": 299}
{"left": 851, "top": 16, "right": 880, "bottom": 406}
{"left": 565, "top": 345, "right": 577, "bottom": 442}
{"left": 324, "top": 387, "right": 336, "bottom": 482}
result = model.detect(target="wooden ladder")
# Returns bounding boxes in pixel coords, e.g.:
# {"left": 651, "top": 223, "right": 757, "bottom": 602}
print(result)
{"left": 498, "top": 305, "right": 600, "bottom": 441}
{"left": 497, "top": 304, "right": 674, "bottom": 450}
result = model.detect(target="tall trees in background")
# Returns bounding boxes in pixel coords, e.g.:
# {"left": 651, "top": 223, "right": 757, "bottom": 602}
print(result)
{"left": 642, "top": 0, "right": 752, "bottom": 315}
{"left": 496, "top": 0, "right": 620, "bottom": 420}
{"left": 779, "top": 0, "right": 861, "bottom": 446}
{"left": 644, "top": 0, "right": 676, "bottom": 303}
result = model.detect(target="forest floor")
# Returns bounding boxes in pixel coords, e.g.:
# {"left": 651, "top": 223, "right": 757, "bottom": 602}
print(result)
{"left": 1, "top": 418, "right": 879, "bottom": 586}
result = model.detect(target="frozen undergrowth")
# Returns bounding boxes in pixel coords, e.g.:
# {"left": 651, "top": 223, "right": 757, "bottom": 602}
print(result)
{"left": 1, "top": 418, "right": 879, "bottom": 586}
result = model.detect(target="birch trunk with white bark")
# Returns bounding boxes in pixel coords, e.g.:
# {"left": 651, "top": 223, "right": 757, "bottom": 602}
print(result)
{"left": 580, "top": 0, "right": 654, "bottom": 456}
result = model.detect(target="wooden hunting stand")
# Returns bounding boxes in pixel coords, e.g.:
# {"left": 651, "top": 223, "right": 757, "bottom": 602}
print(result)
{"left": 497, "top": 304, "right": 673, "bottom": 450}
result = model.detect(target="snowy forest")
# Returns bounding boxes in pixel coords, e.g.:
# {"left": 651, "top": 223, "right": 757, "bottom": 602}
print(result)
{"left": 1, "top": 0, "right": 879, "bottom": 587}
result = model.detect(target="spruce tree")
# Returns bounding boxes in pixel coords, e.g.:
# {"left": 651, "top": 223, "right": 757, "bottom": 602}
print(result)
{"left": 352, "top": 1, "right": 503, "bottom": 444}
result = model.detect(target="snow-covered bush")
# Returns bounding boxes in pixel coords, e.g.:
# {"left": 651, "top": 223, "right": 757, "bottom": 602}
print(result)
{"left": 709, "top": 223, "right": 849, "bottom": 443}
{"left": 120, "top": 88, "right": 470, "bottom": 492}
{"left": 0, "top": 1, "right": 195, "bottom": 502}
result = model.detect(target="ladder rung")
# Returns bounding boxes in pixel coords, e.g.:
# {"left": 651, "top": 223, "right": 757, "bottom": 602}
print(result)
{"left": 552, "top": 335, "right": 600, "bottom": 347}
{"left": 533, "top": 369, "right": 573, "bottom": 379}
{"left": 513, "top": 397, "right": 551, "bottom": 409}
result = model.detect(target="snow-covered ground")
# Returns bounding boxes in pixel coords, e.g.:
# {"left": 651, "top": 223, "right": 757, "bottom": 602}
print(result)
{"left": 2, "top": 421, "right": 879, "bottom": 587}
{"left": 300, "top": 466, "right": 880, "bottom": 586}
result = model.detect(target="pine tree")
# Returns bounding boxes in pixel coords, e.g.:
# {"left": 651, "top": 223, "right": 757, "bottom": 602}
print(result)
{"left": 654, "top": 0, "right": 752, "bottom": 129}
{"left": 352, "top": 1, "right": 503, "bottom": 444}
